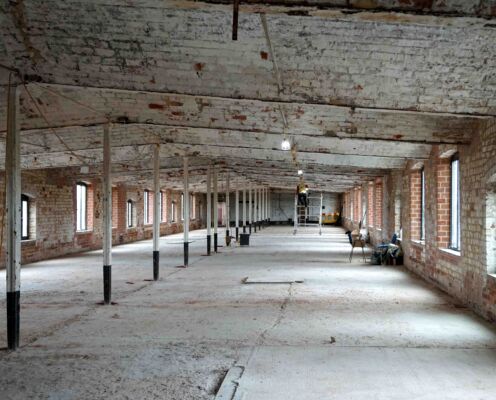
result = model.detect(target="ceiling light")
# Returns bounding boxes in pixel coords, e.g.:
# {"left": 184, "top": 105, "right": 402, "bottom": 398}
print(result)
{"left": 281, "top": 138, "right": 291, "bottom": 151}
{"left": 298, "top": 169, "right": 303, "bottom": 175}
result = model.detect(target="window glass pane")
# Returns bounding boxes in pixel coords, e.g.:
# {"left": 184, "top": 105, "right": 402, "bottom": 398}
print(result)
{"left": 127, "top": 200, "right": 133, "bottom": 227}
{"left": 450, "top": 158, "right": 460, "bottom": 249}
{"left": 159, "top": 192, "right": 163, "bottom": 222}
{"left": 181, "top": 194, "right": 184, "bottom": 220}
{"left": 21, "top": 197, "right": 28, "bottom": 239}
{"left": 144, "top": 191, "right": 149, "bottom": 224}
{"left": 76, "top": 183, "right": 87, "bottom": 231}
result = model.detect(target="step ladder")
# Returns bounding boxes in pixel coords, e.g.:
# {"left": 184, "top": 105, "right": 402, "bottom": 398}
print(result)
{"left": 293, "top": 193, "right": 323, "bottom": 235}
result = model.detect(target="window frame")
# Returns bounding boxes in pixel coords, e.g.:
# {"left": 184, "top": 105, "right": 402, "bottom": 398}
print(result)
{"left": 420, "top": 167, "right": 426, "bottom": 241}
{"left": 127, "top": 199, "right": 134, "bottom": 228}
{"left": 76, "top": 182, "right": 88, "bottom": 232}
{"left": 449, "top": 153, "right": 461, "bottom": 251}
{"left": 171, "top": 201, "right": 176, "bottom": 223}
{"left": 160, "top": 191, "right": 164, "bottom": 222}
{"left": 181, "top": 193, "right": 184, "bottom": 221}
{"left": 21, "top": 194, "right": 30, "bottom": 240}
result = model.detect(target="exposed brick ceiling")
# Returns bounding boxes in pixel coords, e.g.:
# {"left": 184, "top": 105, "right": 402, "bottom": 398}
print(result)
{"left": 0, "top": 0, "right": 495, "bottom": 192}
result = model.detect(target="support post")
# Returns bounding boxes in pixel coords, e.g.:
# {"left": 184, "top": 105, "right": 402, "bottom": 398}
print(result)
{"left": 319, "top": 192, "right": 323, "bottom": 236}
{"left": 206, "top": 165, "right": 212, "bottom": 255}
{"left": 152, "top": 144, "right": 160, "bottom": 280}
{"left": 248, "top": 184, "right": 252, "bottom": 234}
{"left": 242, "top": 187, "right": 246, "bottom": 233}
{"left": 266, "top": 188, "right": 269, "bottom": 224}
{"left": 183, "top": 157, "right": 190, "bottom": 266}
{"left": 226, "top": 171, "right": 230, "bottom": 239}
{"left": 254, "top": 187, "right": 257, "bottom": 233}
{"left": 232, "top": 0, "right": 239, "bottom": 41}
{"left": 213, "top": 166, "right": 219, "bottom": 252}
{"left": 293, "top": 193, "right": 297, "bottom": 235}
{"left": 262, "top": 188, "right": 265, "bottom": 227}
{"left": 102, "top": 123, "right": 112, "bottom": 304}
{"left": 6, "top": 84, "right": 21, "bottom": 349}
{"left": 235, "top": 188, "right": 239, "bottom": 241}
{"left": 268, "top": 187, "right": 271, "bottom": 223}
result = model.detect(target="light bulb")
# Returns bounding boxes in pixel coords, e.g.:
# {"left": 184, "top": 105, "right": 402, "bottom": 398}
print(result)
{"left": 298, "top": 170, "right": 303, "bottom": 175}
{"left": 281, "top": 138, "right": 291, "bottom": 151}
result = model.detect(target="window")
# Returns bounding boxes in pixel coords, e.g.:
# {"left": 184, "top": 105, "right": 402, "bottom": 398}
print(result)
{"left": 171, "top": 201, "right": 176, "bottom": 222}
{"left": 450, "top": 154, "right": 461, "bottom": 250}
{"left": 487, "top": 178, "right": 496, "bottom": 275}
{"left": 127, "top": 200, "right": 134, "bottom": 228}
{"left": 420, "top": 168, "right": 425, "bottom": 241}
{"left": 190, "top": 194, "right": 195, "bottom": 219}
{"left": 21, "top": 194, "right": 29, "bottom": 240}
{"left": 76, "top": 182, "right": 88, "bottom": 231}
{"left": 181, "top": 193, "right": 184, "bottom": 221}
{"left": 160, "top": 191, "right": 164, "bottom": 222}
{"left": 144, "top": 190, "right": 150, "bottom": 225}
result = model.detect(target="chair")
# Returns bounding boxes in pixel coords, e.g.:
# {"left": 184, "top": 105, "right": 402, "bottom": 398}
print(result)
{"left": 345, "top": 230, "right": 367, "bottom": 263}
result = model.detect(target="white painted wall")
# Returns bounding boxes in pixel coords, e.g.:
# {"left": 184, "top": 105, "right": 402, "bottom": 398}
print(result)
{"left": 227, "top": 190, "right": 341, "bottom": 224}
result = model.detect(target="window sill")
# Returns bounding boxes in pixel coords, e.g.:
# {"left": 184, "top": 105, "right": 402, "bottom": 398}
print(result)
{"left": 76, "top": 230, "right": 93, "bottom": 235}
{"left": 411, "top": 239, "right": 425, "bottom": 246}
{"left": 21, "top": 239, "right": 36, "bottom": 245}
{"left": 440, "top": 248, "right": 461, "bottom": 257}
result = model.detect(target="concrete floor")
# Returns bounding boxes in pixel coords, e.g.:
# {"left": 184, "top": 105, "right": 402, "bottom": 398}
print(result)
{"left": 1, "top": 226, "right": 496, "bottom": 399}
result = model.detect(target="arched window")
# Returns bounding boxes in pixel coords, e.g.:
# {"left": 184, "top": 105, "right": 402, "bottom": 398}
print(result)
{"left": 76, "top": 182, "right": 88, "bottom": 231}
{"left": 21, "top": 194, "right": 30, "bottom": 240}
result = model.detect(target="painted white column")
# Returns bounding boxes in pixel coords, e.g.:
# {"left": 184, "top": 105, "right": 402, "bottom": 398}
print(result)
{"left": 248, "top": 183, "right": 252, "bottom": 233}
{"left": 268, "top": 187, "right": 271, "bottom": 221}
{"left": 293, "top": 192, "right": 298, "bottom": 235}
{"left": 242, "top": 187, "right": 246, "bottom": 233}
{"left": 5, "top": 84, "right": 21, "bottom": 349}
{"left": 226, "top": 171, "right": 230, "bottom": 236}
{"left": 254, "top": 187, "right": 258, "bottom": 232}
{"left": 265, "top": 188, "right": 268, "bottom": 222}
{"left": 235, "top": 187, "right": 239, "bottom": 240}
{"left": 152, "top": 144, "right": 160, "bottom": 280}
{"left": 102, "top": 123, "right": 112, "bottom": 305}
{"left": 206, "top": 165, "right": 212, "bottom": 255}
{"left": 183, "top": 156, "right": 190, "bottom": 266}
{"left": 213, "top": 166, "right": 219, "bottom": 251}
{"left": 262, "top": 187, "right": 266, "bottom": 225}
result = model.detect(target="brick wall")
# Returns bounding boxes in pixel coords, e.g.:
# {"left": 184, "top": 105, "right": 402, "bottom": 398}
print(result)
{"left": 355, "top": 119, "right": 496, "bottom": 323}
{"left": 0, "top": 169, "right": 206, "bottom": 267}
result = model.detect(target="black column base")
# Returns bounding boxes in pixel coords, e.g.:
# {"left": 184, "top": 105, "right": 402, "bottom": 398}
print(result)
{"left": 184, "top": 242, "right": 189, "bottom": 267}
{"left": 103, "top": 265, "right": 111, "bottom": 305}
{"left": 153, "top": 251, "right": 159, "bottom": 281}
{"left": 207, "top": 234, "right": 211, "bottom": 255}
{"left": 214, "top": 233, "right": 218, "bottom": 252}
{"left": 7, "top": 291, "right": 20, "bottom": 350}
{"left": 243, "top": 226, "right": 246, "bottom": 234}
{"left": 249, "top": 224, "right": 252, "bottom": 234}
{"left": 254, "top": 222, "right": 257, "bottom": 233}
{"left": 236, "top": 227, "right": 239, "bottom": 241}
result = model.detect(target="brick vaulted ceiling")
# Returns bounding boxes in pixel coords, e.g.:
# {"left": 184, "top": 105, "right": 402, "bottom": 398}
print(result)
{"left": 0, "top": 0, "right": 495, "bottom": 191}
